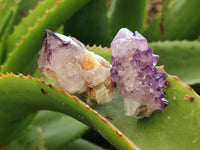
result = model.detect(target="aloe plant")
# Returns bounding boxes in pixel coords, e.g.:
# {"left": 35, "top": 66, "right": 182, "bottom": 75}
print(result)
{"left": 0, "top": 0, "right": 200, "bottom": 149}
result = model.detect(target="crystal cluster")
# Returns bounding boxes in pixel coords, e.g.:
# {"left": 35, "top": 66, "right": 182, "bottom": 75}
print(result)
{"left": 110, "top": 28, "right": 168, "bottom": 119}
{"left": 38, "top": 30, "right": 115, "bottom": 106}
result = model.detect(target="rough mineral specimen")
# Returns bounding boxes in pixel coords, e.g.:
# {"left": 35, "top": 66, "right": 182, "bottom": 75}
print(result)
{"left": 38, "top": 30, "right": 115, "bottom": 106}
{"left": 110, "top": 28, "right": 168, "bottom": 119}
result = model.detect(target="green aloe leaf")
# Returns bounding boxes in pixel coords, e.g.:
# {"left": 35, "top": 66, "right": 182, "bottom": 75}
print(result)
{"left": 150, "top": 41, "right": 200, "bottom": 84}
{"left": 158, "top": 0, "right": 170, "bottom": 36}
{"left": 0, "top": 26, "right": 10, "bottom": 64}
{"left": 1, "top": 0, "right": 89, "bottom": 74}
{"left": 89, "top": 46, "right": 200, "bottom": 148}
{"left": 1, "top": 69, "right": 200, "bottom": 149}
{"left": 108, "top": 0, "right": 147, "bottom": 37}
{"left": 142, "top": 0, "right": 200, "bottom": 41}
{"left": 0, "top": 73, "right": 134, "bottom": 149}
{"left": 0, "top": 0, "right": 21, "bottom": 64}
{"left": 0, "top": 0, "right": 18, "bottom": 40}
{"left": 64, "top": 0, "right": 110, "bottom": 47}
{"left": 66, "top": 139, "right": 105, "bottom": 150}
{"left": 1, "top": 126, "right": 45, "bottom": 150}
{"left": 33, "top": 111, "right": 89, "bottom": 150}
{"left": 2, "top": 110, "right": 88, "bottom": 150}
{"left": 96, "top": 70, "right": 200, "bottom": 149}
{"left": 11, "top": 0, "right": 45, "bottom": 28}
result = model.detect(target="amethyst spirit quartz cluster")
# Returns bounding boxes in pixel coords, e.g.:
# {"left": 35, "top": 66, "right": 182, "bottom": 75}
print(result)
{"left": 38, "top": 30, "right": 116, "bottom": 107}
{"left": 110, "top": 28, "right": 168, "bottom": 119}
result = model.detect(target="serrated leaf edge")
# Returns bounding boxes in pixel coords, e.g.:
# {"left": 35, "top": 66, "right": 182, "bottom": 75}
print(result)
{"left": 0, "top": 72, "right": 136, "bottom": 150}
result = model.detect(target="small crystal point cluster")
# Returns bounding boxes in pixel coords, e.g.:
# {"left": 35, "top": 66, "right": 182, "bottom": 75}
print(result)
{"left": 111, "top": 28, "right": 168, "bottom": 119}
{"left": 38, "top": 30, "right": 115, "bottom": 106}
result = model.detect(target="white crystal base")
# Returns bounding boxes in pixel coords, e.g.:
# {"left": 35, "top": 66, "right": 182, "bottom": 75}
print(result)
{"left": 123, "top": 98, "right": 153, "bottom": 119}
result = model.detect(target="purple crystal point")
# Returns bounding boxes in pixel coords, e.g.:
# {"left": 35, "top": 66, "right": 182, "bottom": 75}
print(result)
{"left": 38, "top": 30, "right": 116, "bottom": 106}
{"left": 110, "top": 28, "right": 168, "bottom": 119}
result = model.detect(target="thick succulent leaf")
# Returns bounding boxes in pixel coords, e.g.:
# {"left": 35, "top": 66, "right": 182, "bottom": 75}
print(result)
{"left": 32, "top": 68, "right": 54, "bottom": 85}
{"left": 0, "top": 9, "right": 12, "bottom": 41}
{"left": 6, "top": 0, "right": 88, "bottom": 53}
{"left": 66, "top": 139, "right": 105, "bottom": 150}
{"left": 11, "top": 0, "right": 45, "bottom": 28}
{"left": 0, "top": 27, "right": 10, "bottom": 64}
{"left": 87, "top": 41, "right": 200, "bottom": 85}
{"left": 88, "top": 46, "right": 200, "bottom": 148}
{"left": 96, "top": 71, "right": 200, "bottom": 149}
{"left": 2, "top": 110, "right": 88, "bottom": 150}
{"left": 0, "top": 0, "right": 20, "bottom": 64}
{"left": 0, "top": 71, "right": 200, "bottom": 149}
{"left": 150, "top": 41, "right": 200, "bottom": 84}
{"left": 0, "top": 73, "right": 135, "bottom": 149}
{"left": 142, "top": 0, "right": 200, "bottom": 41}
{"left": 1, "top": 0, "right": 89, "bottom": 74}
{"left": 0, "top": 0, "right": 19, "bottom": 40}
{"left": 1, "top": 126, "right": 45, "bottom": 150}
{"left": 158, "top": 0, "right": 170, "bottom": 36}
{"left": 33, "top": 111, "right": 88, "bottom": 150}
{"left": 108, "top": 0, "right": 147, "bottom": 37}
{"left": 64, "top": 0, "right": 110, "bottom": 47}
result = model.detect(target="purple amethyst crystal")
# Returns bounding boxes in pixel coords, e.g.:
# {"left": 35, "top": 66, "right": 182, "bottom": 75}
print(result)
{"left": 38, "top": 30, "right": 115, "bottom": 106}
{"left": 111, "top": 28, "right": 168, "bottom": 118}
